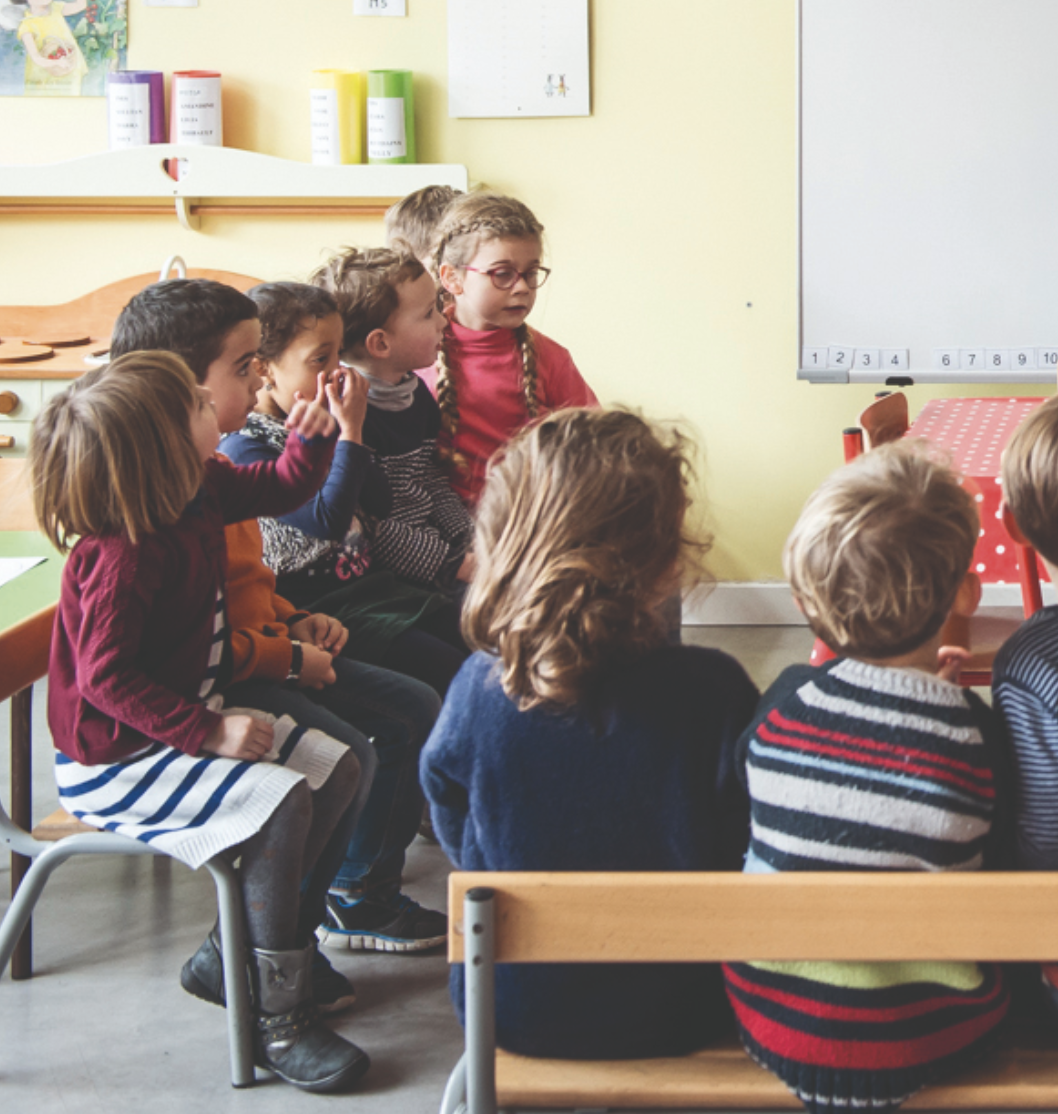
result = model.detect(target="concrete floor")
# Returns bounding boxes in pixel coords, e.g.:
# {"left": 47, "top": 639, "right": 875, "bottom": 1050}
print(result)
{"left": 0, "top": 627, "right": 814, "bottom": 1114}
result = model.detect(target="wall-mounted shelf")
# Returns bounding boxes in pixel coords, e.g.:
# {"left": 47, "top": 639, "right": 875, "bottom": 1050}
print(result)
{"left": 0, "top": 145, "right": 469, "bottom": 231}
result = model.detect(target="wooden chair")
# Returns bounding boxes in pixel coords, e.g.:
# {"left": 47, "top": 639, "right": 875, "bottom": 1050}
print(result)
{"left": 0, "top": 458, "right": 257, "bottom": 1088}
{"left": 444, "top": 872, "right": 1058, "bottom": 1114}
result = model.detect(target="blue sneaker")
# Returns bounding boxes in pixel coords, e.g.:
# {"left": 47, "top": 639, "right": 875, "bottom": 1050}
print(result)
{"left": 317, "top": 892, "right": 447, "bottom": 953}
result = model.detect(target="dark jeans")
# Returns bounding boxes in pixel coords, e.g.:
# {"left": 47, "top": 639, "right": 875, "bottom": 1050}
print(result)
{"left": 379, "top": 602, "right": 469, "bottom": 698}
{"left": 226, "top": 655, "right": 441, "bottom": 902}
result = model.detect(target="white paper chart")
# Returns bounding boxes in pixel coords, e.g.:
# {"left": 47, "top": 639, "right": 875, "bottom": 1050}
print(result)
{"left": 448, "top": 0, "right": 590, "bottom": 119}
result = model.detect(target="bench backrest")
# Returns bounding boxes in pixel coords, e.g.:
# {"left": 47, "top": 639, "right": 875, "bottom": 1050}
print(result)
{"left": 448, "top": 871, "right": 1058, "bottom": 963}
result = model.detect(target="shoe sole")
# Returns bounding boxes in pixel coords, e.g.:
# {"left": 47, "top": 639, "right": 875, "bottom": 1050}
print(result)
{"left": 316, "top": 924, "right": 446, "bottom": 953}
{"left": 259, "top": 1048, "right": 371, "bottom": 1094}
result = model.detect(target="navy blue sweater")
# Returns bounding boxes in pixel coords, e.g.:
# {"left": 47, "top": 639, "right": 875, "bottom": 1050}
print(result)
{"left": 420, "top": 645, "right": 759, "bottom": 1059}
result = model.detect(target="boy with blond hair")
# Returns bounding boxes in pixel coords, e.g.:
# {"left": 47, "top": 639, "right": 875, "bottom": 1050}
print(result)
{"left": 724, "top": 440, "right": 1011, "bottom": 1114}
{"left": 384, "top": 184, "right": 463, "bottom": 267}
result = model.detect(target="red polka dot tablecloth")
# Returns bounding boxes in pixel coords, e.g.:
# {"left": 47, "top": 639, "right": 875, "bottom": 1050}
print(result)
{"left": 908, "top": 397, "right": 1046, "bottom": 584}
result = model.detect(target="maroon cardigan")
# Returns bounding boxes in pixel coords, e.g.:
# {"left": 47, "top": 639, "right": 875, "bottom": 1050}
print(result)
{"left": 48, "top": 432, "right": 334, "bottom": 765}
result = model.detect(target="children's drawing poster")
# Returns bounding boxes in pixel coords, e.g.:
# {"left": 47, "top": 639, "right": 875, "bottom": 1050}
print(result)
{"left": 0, "top": 0, "right": 128, "bottom": 97}
{"left": 448, "top": 0, "right": 590, "bottom": 119}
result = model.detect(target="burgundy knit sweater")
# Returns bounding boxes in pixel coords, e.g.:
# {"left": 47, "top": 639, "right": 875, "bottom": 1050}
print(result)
{"left": 48, "top": 432, "right": 334, "bottom": 765}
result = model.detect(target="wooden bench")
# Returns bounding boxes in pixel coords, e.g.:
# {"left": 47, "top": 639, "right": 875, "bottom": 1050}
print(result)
{"left": 444, "top": 872, "right": 1058, "bottom": 1113}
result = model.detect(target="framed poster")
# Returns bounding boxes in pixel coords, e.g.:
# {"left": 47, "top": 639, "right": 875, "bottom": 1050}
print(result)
{"left": 448, "top": 0, "right": 590, "bottom": 118}
{"left": 0, "top": 0, "right": 128, "bottom": 97}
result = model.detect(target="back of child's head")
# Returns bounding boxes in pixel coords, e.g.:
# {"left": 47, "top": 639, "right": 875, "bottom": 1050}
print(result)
{"left": 1000, "top": 396, "right": 1058, "bottom": 566}
{"left": 463, "top": 407, "right": 706, "bottom": 711}
{"left": 30, "top": 351, "right": 203, "bottom": 552}
{"left": 384, "top": 185, "right": 463, "bottom": 262}
{"left": 309, "top": 247, "right": 424, "bottom": 356}
{"left": 110, "top": 278, "right": 258, "bottom": 383}
{"left": 247, "top": 281, "right": 338, "bottom": 364}
{"left": 784, "top": 439, "right": 978, "bottom": 659}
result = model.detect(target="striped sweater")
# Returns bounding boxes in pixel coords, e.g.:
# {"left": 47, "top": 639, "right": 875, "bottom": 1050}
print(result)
{"left": 725, "top": 659, "right": 1010, "bottom": 1114}
{"left": 993, "top": 605, "right": 1058, "bottom": 869}
{"left": 361, "top": 378, "right": 474, "bottom": 589}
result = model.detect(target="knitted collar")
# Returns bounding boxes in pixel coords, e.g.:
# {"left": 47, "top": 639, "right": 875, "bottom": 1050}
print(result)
{"left": 349, "top": 366, "right": 418, "bottom": 411}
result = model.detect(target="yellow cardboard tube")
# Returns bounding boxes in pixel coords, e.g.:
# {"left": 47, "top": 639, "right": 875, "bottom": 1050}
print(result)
{"left": 310, "top": 70, "right": 363, "bottom": 165}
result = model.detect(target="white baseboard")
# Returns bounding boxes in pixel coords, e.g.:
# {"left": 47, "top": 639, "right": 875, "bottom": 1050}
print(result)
{"left": 684, "top": 581, "right": 1055, "bottom": 626}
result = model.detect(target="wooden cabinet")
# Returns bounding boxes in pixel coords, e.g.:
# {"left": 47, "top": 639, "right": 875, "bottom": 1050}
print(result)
{"left": 0, "top": 267, "right": 260, "bottom": 457}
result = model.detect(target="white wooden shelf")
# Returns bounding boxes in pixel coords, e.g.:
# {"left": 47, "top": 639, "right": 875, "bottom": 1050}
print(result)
{"left": 0, "top": 145, "right": 469, "bottom": 230}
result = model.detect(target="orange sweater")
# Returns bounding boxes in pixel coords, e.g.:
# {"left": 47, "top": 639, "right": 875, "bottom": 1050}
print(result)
{"left": 225, "top": 518, "right": 311, "bottom": 684}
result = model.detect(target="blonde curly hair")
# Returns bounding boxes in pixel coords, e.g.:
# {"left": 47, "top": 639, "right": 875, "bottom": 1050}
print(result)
{"left": 463, "top": 407, "right": 709, "bottom": 711}
{"left": 784, "top": 439, "right": 978, "bottom": 659}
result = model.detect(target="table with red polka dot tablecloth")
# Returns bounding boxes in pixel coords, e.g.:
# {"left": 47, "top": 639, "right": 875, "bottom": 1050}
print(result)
{"left": 908, "top": 397, "right": 1046, "bottom": 584}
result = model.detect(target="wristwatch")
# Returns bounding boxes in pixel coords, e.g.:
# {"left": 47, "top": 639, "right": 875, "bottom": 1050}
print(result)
{"left": 286, "top": 641, "right": 303, "bottom": 684}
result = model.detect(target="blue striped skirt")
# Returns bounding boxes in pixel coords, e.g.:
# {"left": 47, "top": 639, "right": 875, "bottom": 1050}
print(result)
{"left": 54, "top": 700, "right": 348, "bottom": 869}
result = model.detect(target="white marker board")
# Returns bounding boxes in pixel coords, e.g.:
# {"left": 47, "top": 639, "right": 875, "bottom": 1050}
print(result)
{"left": 799, "top": 0, "right": 1058, "bottom": 384}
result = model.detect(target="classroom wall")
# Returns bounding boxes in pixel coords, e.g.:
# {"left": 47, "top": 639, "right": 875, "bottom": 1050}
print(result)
{"left": 0, "top": 0, "right": 1029, "bottom": 584}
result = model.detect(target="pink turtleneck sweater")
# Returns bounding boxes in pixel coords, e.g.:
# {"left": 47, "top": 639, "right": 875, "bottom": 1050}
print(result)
{"left": 417, "top": 318, "right": 596, "bottom": 505}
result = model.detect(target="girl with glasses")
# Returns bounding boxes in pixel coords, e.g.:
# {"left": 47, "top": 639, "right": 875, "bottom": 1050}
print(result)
{"left": 420, "top": 191, "right": 597, "bottom": 505}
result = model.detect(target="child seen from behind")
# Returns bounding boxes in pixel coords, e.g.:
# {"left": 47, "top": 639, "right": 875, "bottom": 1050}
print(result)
{"left": 420, "top": 408, "right": 759, "bottom": 1059}
{"left": 725, "top": 440, "right": 1011, "bottom": 1113}
{"left": 992, "top": 396, "right": 1058, "bottom": 1011}
{"left": 31, "top": 353, "right": 369, "bottom": 1093}
{"left": 384, "top": 183, "right": 463, "bottom": 267}
{"left": 419, "top": 190, "right": 597, "bottom": 505}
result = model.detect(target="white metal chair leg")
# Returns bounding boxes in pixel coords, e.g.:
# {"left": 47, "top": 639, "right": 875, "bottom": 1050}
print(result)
{"left": 206, "top": 855, "right": 255, "bottom": 1088}
{"left": 0, "top": 834, "right": 153, "bottom": 976}
{"left": 0, "top": 834, "right": 256, "bottom": 1089}
{"left": 439, "top": 1052, "right": 468, "bottom": 1114}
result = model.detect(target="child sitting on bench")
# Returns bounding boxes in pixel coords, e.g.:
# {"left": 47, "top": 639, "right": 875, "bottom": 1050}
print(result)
{"left": 725, "top": 440, "right": 1012, "bottom": 1114}
{"left": 420, "top": 407, "right": 760, "bottom": 1059}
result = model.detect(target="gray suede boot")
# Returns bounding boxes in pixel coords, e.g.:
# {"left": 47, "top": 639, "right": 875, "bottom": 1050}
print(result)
{"left": 251, "top": 946, "right": 370, "bottom": 1093}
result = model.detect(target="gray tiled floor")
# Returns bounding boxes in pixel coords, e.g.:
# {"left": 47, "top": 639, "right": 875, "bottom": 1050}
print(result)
{"left": 0, "top": 627, "right": 812, "bottom": 1114}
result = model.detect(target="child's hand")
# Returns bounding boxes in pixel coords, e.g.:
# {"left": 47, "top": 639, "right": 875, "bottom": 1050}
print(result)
{"left": 202, "top": 714, "right": 274, "bottom": 761}
{"left": 936, "top": 645, "right": 972, "bottom": 684}
{"left": 456, "top": 550, "right": 476, "bottom": 583}
{"left": 289, "top": 613, "right": 349, "bottom": 655}
{"left": 286, "top": 387, "right": 337, "bottom": 441}
{"left": 298, "top": 644, "right": 338, "bottom": 689}
{"left": 325, "top": 366, "right": 368, "bottom": 443}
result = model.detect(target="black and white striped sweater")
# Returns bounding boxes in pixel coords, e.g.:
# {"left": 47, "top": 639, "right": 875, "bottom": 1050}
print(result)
{"left": 361, "top": 377, "right": 474, "bottom": 589}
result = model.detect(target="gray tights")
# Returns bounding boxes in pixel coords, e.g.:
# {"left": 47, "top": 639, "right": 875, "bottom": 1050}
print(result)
{"left": 236, "top": 749, "right": 361, "bottom": 951}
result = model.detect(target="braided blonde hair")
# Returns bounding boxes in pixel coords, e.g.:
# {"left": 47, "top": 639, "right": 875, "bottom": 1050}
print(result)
{"left": 431, "top": 192, "right": 545, "bottom": 465}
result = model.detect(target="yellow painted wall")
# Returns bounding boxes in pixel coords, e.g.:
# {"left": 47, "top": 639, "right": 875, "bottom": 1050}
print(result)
{"left": 0, "top": 1, "right": 1035, "bottom": 581}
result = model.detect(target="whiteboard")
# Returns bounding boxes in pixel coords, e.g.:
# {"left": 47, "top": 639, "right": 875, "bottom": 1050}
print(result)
{"left": 799, "top": 0, "right": 1058, "bottom": 384}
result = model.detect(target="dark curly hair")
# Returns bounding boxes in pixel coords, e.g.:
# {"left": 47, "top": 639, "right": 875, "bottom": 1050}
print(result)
{"left": 110, "top": 279, "right": 258, "bottom": 384}
{"left": 247, "top": 282, "right": 339, "bottom": 363}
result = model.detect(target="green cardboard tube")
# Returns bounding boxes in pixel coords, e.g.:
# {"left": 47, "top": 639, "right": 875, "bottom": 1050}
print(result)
{"left": 366, "top": 69, "right": 415, "bottom": 164}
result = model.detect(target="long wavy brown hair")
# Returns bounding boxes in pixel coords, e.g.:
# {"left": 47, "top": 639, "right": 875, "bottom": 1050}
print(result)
{"left": 463, "top": 407, "right": 710, "bottom": 711}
